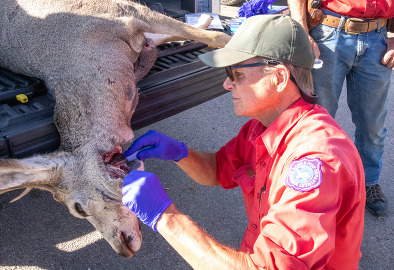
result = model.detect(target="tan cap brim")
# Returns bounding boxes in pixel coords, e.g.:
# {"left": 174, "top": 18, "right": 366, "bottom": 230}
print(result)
{"left": 198, "top": 47, "right": 257, "bottom": 68}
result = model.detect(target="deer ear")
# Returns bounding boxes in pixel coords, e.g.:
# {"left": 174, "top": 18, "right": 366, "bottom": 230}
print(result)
{"left": 0, "top": 153, "right": 67, "bottom": 195}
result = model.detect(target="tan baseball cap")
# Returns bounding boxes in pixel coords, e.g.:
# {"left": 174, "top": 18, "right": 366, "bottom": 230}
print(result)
{"left": 198, "top": 14, "right": 314, "bottom": 69}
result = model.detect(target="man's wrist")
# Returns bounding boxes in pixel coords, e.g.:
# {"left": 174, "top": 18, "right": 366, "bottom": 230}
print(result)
{"left": 156, "top": 203, "right": 178, "bottom": 231}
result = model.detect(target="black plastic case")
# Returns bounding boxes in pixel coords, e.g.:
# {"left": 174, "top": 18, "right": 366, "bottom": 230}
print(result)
{"left": 0, "top": 67, "right": 60, "bottom": 158}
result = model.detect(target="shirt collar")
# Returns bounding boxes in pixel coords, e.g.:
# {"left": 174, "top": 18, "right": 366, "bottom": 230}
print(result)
{"left": 253, "top": 98, "right": 315, "bottom": 156}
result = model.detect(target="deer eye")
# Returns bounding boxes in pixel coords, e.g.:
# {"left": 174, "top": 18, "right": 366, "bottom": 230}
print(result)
{"left": 74, "top": 203, "right": 88, "bottom": 217}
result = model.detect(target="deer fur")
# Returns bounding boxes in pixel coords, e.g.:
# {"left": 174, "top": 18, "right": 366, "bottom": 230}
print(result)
{"left": 0, "top": 0, "right": 230, "bottom": 257}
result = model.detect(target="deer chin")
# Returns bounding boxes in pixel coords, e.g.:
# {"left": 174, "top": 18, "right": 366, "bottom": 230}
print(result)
{"left": 120, "top": 226, "right": 142, "bottom": 257}
{"left": 119, "top": 233, "right": 136, "bottom": 257}
{"left": 103, "top": 146, "right": 144, "bottom": 178}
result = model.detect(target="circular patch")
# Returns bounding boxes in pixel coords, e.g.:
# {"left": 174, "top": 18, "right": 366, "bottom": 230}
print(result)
{"left": 285, "top": 157, "right": 322, "bottom": 192}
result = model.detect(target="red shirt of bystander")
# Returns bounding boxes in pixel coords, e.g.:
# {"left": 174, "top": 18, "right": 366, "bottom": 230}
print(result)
{"left": 216, "top": 98, "right": 365, "bottom": 269}
{"left": 322, "top": 0, "right": 394, "bottom": 18}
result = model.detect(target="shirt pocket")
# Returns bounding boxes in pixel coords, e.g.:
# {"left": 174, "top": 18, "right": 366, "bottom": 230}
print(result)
{"left": 232, "top": 165, "right": 255, "bottom": 194}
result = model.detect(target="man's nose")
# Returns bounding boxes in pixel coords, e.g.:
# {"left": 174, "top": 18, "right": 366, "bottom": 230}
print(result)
{"left": 223, "top": 77, "right": 234, "bottom": 91}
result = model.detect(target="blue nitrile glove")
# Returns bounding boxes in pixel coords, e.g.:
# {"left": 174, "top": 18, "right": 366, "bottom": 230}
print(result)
{"left": 122, "top": 171, "right": 173, "bottom": 232}
{"left": 124, "top": 130, "right": 188, "bottom": 162}
{"left": 238, "top": 0, "right": 277, "bottom": 18}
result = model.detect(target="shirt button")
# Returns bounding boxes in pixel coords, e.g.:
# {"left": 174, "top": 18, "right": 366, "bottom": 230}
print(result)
{"left": 260, "top": 162, "right": 266, "bottom": 167}
{"left": 251, "top": 224, "right": 258, "bottom": 230}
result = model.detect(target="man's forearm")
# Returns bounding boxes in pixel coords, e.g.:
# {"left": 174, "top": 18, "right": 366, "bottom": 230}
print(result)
{"left": 175, "top": 148, "right": 219, "bottom": 186}
{"left": 288, "top": 0, "right": 309, "bottom": 33}
{"left": 157, "top": 204, "right": 258, "bottom": 270}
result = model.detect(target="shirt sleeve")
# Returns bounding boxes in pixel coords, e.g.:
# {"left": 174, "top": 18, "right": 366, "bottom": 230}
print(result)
{"left": 250, "top": 153, "right": 360, "bottom": 269}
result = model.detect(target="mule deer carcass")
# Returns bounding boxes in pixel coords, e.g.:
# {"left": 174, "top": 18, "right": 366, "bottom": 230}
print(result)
{"left": 0, "top": 0, "right": 230, "bottom": 257}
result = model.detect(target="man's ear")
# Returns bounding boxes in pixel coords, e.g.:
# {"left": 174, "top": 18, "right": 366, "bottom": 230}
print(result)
{"left": 272, "top": 65, "right": 290, "bottom": 93}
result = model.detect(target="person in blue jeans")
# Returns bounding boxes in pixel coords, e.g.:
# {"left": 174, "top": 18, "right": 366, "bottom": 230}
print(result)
{"left": 288, "top": 0, "right": 394, "bottom": 216}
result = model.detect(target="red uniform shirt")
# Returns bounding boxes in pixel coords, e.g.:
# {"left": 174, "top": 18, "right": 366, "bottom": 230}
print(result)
{"left": 322, "top": 0, "right": 394, "bottom": 18}
{"left": 216, "top": 99, "right": 365, "bottom": 269}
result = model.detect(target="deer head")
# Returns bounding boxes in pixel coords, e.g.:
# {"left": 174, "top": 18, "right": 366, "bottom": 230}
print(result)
{"left": 0, "top": 143, "right": 144, "bottom": 257}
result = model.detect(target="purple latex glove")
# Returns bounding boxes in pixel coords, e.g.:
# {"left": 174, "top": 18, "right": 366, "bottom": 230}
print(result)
{"left": 124, "top": 130, "right": 188, "bottom": 162}
{"left": 122, "top": 171, "right": 173, "bottom": 232}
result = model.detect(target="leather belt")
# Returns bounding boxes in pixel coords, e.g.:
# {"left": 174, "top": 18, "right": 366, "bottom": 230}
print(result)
{"left": 320, "top": 14, "right": 387, "bottom": 35}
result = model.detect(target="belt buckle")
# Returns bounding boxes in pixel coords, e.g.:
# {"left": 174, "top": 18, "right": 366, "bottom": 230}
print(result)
{"left": 344, "top": 18, "right": 365, "bottom": 35}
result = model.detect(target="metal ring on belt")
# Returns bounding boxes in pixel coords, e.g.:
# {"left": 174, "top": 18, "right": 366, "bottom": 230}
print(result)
{"left": 320, "top": 14, "right": 387, "bottom": 34}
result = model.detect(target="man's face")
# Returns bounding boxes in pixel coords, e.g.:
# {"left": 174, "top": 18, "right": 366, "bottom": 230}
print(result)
{"left": 223, "top": 58, "right": 279, "bottom": 121}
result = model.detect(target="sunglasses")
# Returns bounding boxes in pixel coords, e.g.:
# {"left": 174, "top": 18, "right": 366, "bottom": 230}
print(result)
{"left": 225, "top": 60, "right": 280, "bottom": 82}
{"left": 225, "top": 61, "right": 318, "bottom": 104}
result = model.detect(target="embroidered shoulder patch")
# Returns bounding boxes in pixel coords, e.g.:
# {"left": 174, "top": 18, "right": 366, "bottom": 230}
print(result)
{"left": 285, "top": 157, "right": 322, "bottom": 192}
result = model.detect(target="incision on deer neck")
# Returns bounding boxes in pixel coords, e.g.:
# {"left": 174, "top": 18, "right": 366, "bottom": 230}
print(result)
{"left": 103, "top": 146, "right": 144, "bottom": 178}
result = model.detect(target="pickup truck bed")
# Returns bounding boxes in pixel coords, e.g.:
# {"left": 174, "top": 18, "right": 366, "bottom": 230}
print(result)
{"left": 0, "top": 41, "right": 227, "bottom": 158}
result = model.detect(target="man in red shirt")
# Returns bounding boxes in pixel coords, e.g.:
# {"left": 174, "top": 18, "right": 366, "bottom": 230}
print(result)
{"left": 122, "top": 15, "right": 366, "bottom": 268}
{"left": 288, "top": 0, "right": 394, "bottom": 217}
